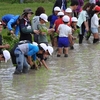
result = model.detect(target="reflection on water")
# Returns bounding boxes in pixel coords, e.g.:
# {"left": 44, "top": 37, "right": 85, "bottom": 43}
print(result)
{"left": 0, "top": 43, "right": 100, "bottom": 100}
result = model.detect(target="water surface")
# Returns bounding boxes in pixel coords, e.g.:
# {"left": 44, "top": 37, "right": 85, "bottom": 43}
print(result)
{"left": 0, "top": 42, "right": 100, "bottom": 100}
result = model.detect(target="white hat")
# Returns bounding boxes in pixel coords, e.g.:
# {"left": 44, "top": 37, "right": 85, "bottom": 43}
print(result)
{"left": 47, "top": 46, "right": 54, "bottom": 55}
{"left": 39, "top": 43, "right": 48, "bottom": 51}
{"left": 0, "top": 21, "right": 2, "bottom": 25}
{"left": 54, "top": 6, "right": 61, "bottom": 11}
{"left": 63, "top": 15, "right": 70, "bottom": 22}
{"left": 65, "top": 8, "right": 72, "bottom": 13}
{"left": 40, "top": 13, "right": 48, "bottom": 22}
{"left": 57, "top": 11, "right": 64, "bottom": 16}
{"left": 3, "top": 50, "right": 11, "bottom": 62}
{"left": 32, "top": 42, "right": 38, "bottom": 46}
{"left": 71, "top": 17, "right": 78, "bottom": 22}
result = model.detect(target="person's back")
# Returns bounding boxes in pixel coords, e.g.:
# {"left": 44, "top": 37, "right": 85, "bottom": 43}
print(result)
{"left": 1, "top": 14, "right": 14, "bottom": 28}
{"left": 55, "top": 17, "right": 63, "bottom": 31}
{"left": 7, "top": 15, "right": 20, "bottom": 36}
{"left": 31, "top": 7, "right": 45, "bottom": 42}
{"left": 32, "top": 16, "right": 39, "bottom": 30}
{"left": 10, "top": 40, "right": 30, "bottom": 65}
{"left": 2, "top": 14, "right": 14, "bottom": 24}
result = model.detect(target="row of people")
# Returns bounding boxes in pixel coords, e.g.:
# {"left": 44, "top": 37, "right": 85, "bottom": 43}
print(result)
{"left": 77, "top": 3, "right": 100, "bottom": 44}
{"left": 1, "top": 2, "right": 100, "bottom": 74}
{"left": 48, "top": 2, "right": 100, "bottom": 57}
{"left": 0, "top": 20, "right": 54, "bottom": 74}
{"left": 50, "top": 2, "right": 100, "bottom": 45}
{"left": 0, "top": 8, "right": 55, "bottom": 75}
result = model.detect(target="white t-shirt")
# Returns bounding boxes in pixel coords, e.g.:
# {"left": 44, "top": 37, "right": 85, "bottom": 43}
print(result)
{"left": 91, "top": 14, "right": 99, "bottom": 28}
{"left": 58, "top": 24, "right": 72, "bottom": 37}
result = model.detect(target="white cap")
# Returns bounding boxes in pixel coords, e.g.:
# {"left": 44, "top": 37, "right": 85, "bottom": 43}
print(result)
{"left": 54, "top": 6, "right": 61, "bottom": 11}
{"left": 40, "top": 13, "right": 48, "bottom": 22}
{"left": 65, "top": 8, "right": 72, "bottom": 13}
{"left": 47, "top": 46, "right": 54, "bottom": 55}
{"left": 57, "top": 11, "right": 64, "bottom": 16}
{"left": 40, "top": 43, "right": 48, "bottom": 51}
{"left": 0, "top": 21, "right": 2, "bottom": 25}
{"left": 63, "top": 15, "right": 70, "bottom": 22}
{"left": 3, "top": 50, "right": 11, "bottom": 62}
{"left": 32, "top": 42, "right": 38, "bottom": 46}
{"left": 71, "top": 17, "right": 78, "bottom": 22}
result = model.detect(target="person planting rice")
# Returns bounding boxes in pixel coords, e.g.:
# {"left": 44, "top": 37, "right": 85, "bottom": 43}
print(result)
{"left": 14, "top": 42, "right": 53, "bottom": 74}
{"left": 1, "top": 14, "right": 20, "bottom": 36}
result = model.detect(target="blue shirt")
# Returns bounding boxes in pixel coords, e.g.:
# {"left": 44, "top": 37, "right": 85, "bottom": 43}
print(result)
{"left": 18, "top": 43, "right": 39, "bottom": 61}
{"left": 7, "top": 15, "right": 20, "bottom": 36}
{"left": 48, "top": 14, "right": 58, "bottom": 28}
{"left": 27, "top": 43, "right": 39, "bottom": 60}
{"left": 2, "top": 14, "right": 14, "bottom": 23}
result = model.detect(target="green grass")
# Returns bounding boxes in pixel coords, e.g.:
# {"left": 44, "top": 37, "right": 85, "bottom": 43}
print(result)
{"left": 0, "top": 2, "right": 53, "bottom": 18}
{"left": 0, "top": 2, "right": 54, "bottom": 31}
{"left": 0, "top": 2, "right": 54, "bottom": 49}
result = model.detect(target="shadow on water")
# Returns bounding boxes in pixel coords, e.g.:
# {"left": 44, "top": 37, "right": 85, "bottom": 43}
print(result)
{"left": 0, "top": 43, "right": 100, "bottom": 100}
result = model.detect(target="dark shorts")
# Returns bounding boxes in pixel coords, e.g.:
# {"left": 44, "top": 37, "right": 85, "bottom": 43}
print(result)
{"left": 58, "top": 37, "right": 70, "bottom": 47}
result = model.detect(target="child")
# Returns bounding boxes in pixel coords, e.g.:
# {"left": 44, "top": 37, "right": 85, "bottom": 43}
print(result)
{"left": 65, "top": 8, "right": 72, "bottom": 26}
{"left": 48, "top": 6, "right": 61, "bottom": 28}
{"left": 36, "top": 45, "right": 54, "bottom": 70}
{"left": 71, "top": 17, "right": 78, "bottom": 34}
{"left": 53, "top": 11, "right": 64, "bottom": 48}
{"left": 91, "top": 6, "right": 100, "bottom": 43}
{"left": 0, "top": 50, "right": 11, "bottom": 62}
{"left": 57, "top": 15, "right": 73, "bottom": 57}
{"left": 37, "top": 13, "right": 54, "bottom": 45}
{"left": 0, "top": 21, "right": 10, "bottom": 62}
{"left": 70, "top": 17, "right": 78, "bottom": 49}
{"left": 14, "top": 43, "right": 48, "bottom": 74}
{"left": 48, "top": 7, "right": 61, "bottom": 46}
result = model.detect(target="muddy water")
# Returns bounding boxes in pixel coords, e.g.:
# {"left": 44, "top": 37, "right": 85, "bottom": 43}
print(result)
{"left": 0, "top": 43, "right": 100, "bottom": 100}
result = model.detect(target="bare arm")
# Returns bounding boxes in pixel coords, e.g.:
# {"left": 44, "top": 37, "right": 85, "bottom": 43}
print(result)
{"left": 0, "top": 44, "right": 10, "bottom": 49}
{"left": 27, "top": 56, "right": 33, "bottom": 66}
{"left": 41, "top": 60, "right": 49, "bottom": 70}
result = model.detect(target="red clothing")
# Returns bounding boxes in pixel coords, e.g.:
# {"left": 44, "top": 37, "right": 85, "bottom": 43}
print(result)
{"left": 54, "top": 18, "right": 63, "bottom": 31}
